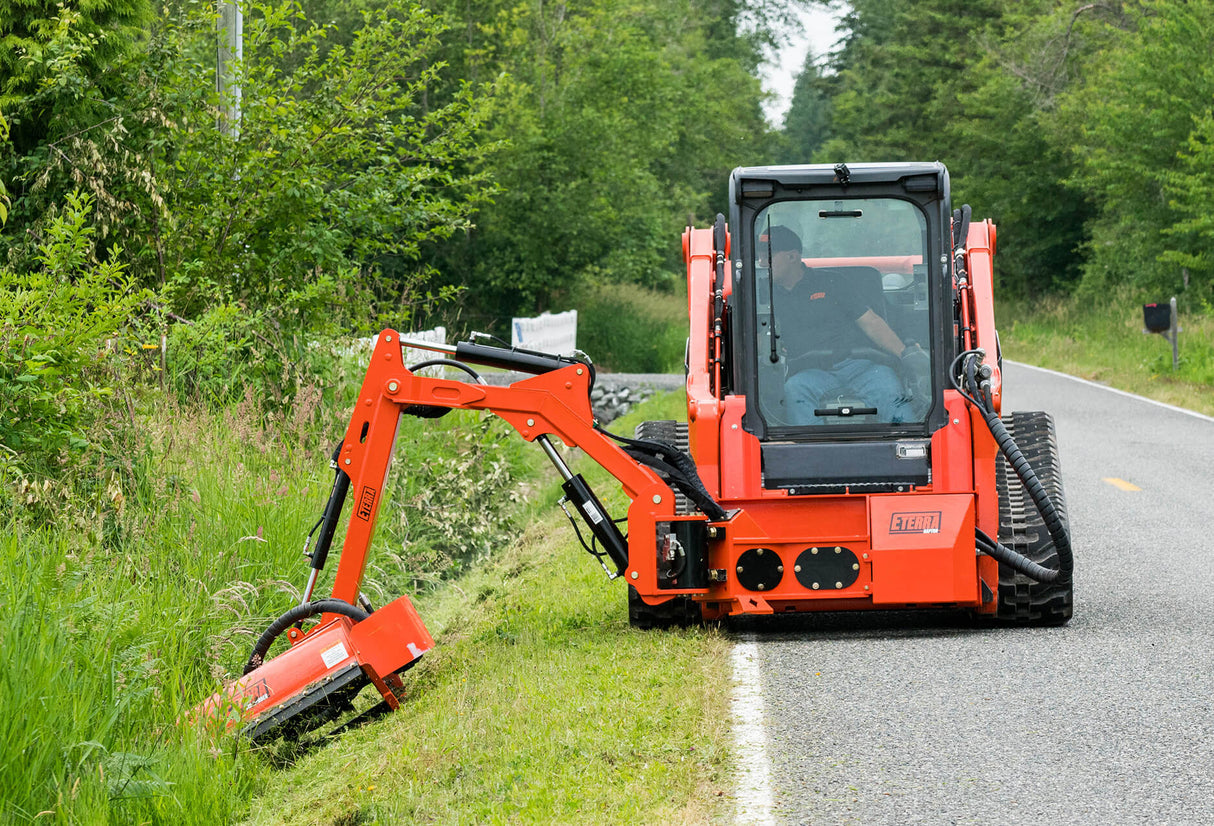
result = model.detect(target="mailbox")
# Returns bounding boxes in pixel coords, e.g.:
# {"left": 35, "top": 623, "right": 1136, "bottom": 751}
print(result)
{"left": 1143, "top": 302, "right": 1171, "bottom": 334}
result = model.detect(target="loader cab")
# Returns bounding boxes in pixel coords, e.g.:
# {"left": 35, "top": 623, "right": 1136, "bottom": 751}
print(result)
{"left": 729, "top": 163, "right": 953, "bottom": 492}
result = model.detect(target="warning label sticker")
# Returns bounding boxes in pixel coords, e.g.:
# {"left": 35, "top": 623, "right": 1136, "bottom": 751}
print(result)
{"left": 321, "top": 642, "right": 349, "bottom": 669}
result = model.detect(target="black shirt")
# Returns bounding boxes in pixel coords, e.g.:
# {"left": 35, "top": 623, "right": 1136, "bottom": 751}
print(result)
{"left": 773, "top": 265, "right": 870, "bottom": 366}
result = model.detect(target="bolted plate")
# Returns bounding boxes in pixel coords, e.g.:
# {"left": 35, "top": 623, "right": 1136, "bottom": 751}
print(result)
{"left": 736, "top": 547, "right": 784, "bottom": 592}
{"left": 793, "top": 546, "right": 860, "bottom": 592}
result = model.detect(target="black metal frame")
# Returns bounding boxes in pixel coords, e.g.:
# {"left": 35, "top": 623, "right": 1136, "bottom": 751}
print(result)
{"left": 727, "top": 163, "right": 954, "bottom": 450}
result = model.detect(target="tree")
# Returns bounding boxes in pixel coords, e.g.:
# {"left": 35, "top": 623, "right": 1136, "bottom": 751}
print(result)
{"left": 0, "top": 0, "right": 152, "bottom": 257}
{"left": 141, "top": 1, "right": 496, "bottom": 327}
{"left": 781, "top": 50, "right": 832, "bottom": 163}
{"left": 818, "top": 0, "right": 1096, "bottom": 295}
{"left": 422, "top": 0, "right": 773, "bottom": 326}
{"left": 1055, "top": 0, "right": 1214, "bottom": 301}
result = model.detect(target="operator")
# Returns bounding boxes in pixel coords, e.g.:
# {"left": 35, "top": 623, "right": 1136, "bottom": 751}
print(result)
{"left": 763, "top": 225, "right": 927, "bottom": 425}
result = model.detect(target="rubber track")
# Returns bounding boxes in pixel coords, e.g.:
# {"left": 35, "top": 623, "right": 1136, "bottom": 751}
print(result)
{"left": 628, "top": 420, "right": 704, "bottom": 629}
{"left": 994, "top": 411, "right": 1073, "bottom": 624}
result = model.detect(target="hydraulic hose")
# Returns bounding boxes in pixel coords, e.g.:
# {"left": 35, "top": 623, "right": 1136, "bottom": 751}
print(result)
{"left": 243, "top": 598, "right": 369, "bottom": 675}
{"left": 953, "top": 350, "right": 1074, "bottom": 585}
{"left": 598, "top": 426, "right": 729, "bottom": 522}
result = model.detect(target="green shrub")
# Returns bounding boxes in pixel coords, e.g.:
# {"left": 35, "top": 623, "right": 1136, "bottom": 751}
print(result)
{"left": 0, "top": 191, "right": 146, "bottom": 479}
{"left": 572, "top": 280, "right": 687, "bottom": 373}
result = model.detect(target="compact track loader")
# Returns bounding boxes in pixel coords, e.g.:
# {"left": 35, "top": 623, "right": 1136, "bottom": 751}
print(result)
{"left": 204, "top": 162, "right": 1073, "bottom": 741}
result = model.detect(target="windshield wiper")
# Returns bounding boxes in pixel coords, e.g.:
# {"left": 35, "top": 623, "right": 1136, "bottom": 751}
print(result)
{"left": 814, "top": 406, "right": 878, "bottom": 417}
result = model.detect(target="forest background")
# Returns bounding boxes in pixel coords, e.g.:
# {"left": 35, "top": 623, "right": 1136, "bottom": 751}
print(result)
{"left": 5, "top": 0, "right": 1214, "bottom": 443}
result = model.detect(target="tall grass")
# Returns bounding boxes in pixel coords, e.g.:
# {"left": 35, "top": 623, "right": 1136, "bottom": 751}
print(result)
{"left": 998, "top": 291, "right": 1214, "bottom": 415}
{"left": 0, "top": 375, "right": 536, "bottom": 823}
{"left": 573, "top": 282, "right": 687, "bottom": 372}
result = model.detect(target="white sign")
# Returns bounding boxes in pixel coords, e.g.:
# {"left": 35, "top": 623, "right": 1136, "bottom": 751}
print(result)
{"left": 512, "top": 310, "right": 577, "bottom": 355}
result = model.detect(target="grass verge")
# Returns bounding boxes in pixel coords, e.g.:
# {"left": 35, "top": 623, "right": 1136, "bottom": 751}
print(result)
{"left": 3, "top": 383, "right": 732, "bottom": 825}
{"left": 998, "top": 293, "right": 1214, "bottom": 415}
{"left": 239, "top": 393, "right": 732, "bottom": 825}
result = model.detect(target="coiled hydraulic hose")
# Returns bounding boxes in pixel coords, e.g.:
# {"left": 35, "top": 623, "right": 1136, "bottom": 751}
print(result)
{"left": 243, "top": 598, "right": 369, "bottom": 675}
{"left": 951, "top": 350, "right": 1074, "bottom": 585}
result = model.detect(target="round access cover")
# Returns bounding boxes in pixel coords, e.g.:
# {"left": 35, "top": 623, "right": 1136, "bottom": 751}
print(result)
{"left": 736, "top": 548, "right": 784, "bottom": 592}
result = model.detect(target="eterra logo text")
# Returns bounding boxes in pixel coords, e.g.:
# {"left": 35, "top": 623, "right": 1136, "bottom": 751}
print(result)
{"left": 889, "top": 511, "right": 941, "bottom": 534}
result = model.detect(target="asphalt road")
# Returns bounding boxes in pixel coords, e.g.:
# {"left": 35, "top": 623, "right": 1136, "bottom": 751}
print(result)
{"left": 746, "top": 362, "right": 1214, "bottom": 825}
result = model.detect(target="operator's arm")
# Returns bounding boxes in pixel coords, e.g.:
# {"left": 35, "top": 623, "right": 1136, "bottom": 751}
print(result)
{"left": 856, "top": 308, "right": 909, "bottom": 357}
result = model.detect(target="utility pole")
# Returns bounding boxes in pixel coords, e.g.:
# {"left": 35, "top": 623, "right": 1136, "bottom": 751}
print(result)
{"left": 217, "top": 1, "right": 243, "bottom": 138}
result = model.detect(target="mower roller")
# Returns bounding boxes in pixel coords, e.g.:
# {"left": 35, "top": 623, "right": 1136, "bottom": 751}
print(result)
{"left": 203, "top": 162, "right": 1073, "bottom": 741}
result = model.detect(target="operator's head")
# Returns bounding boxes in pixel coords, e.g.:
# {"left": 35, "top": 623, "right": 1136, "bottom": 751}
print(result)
{"left": 761, "top": 225, "right": 804, "bottom": 289}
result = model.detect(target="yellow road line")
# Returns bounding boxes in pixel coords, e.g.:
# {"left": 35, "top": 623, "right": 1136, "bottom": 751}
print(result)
{"left": 1103, "top": 477, "right": 1142, "bottom": 492}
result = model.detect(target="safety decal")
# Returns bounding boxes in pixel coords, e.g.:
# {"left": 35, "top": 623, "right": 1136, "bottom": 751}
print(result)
{"left": 889, "top": 511, "right": 941, "bottom": 534}
{"left": 321, "top": 642, "right": 349, "bottom": 669}
{"left": 356, "top": 485, "right": 377, "bottom": 521}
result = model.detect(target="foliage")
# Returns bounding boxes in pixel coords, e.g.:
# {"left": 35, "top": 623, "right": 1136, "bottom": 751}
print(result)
{"left": 4, "top": 0, "right": 496, "bottom": 351}
{"left": 574, "top": 280, "right": 687, "bottom": 372}
{"left": 1054, "top": 0, "right": 1214, "bottom": 303}
{"left": 0, "top": 109, "right": 9, "bottom": 225}
{"left": 811, "top": 0, "right": 1089, "bottom": 296}
{"left": 0, "top": 0, "right": 152, "bottom": 256}
{"left": 779, "top": 49, "right": 832, "bottom": 162}
{"left": 422, "top": 0, "right": 772, "bottom": 329}
{"left": 140, "top": 0, "right": 496, "bottom": 329}
{"left": 0, "top": 191, "right": 146, "bottom": 479}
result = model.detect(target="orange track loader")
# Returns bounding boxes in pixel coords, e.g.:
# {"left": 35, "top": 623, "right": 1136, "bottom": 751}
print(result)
{"left": 204, "top": 162, "right": 1073, "bottom": 741}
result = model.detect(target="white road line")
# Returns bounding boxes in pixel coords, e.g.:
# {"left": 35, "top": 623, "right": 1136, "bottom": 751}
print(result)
{"left": 1009, "top": 360, "right": 1214, "bottom": 423}
{"left": 731, "top": 635, "right": 776, "bottom": 826}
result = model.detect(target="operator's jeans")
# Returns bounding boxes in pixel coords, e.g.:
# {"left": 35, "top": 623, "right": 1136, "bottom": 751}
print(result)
{"left": 785, "top": 358, "right": 910, "bottom": 425}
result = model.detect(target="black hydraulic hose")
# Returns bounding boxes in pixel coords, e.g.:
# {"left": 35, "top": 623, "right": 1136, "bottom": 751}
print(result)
{"left": 979, "top": 405, "right": 1074, "bottom": 584}
{"left": 952, "top": 350, "right": 1073, "bottom": 584}
{"left": 975, "top": 529, "right": 1057, "bottom": 583}
{"left": 623, "top": 448, "right": 727, "bottom": 522}
{"left": 598, "top": 426, "right": 728, "bottom": 522}
{"left": 243, "top": 598, "right": 369, "bottom": 675}
{"left": 407, "top": 358, "right": 485, "bottom": 384}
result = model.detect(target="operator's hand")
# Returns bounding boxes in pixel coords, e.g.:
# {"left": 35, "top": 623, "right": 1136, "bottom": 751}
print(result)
{"left": 899, "top": 343, "right": 931, "bottom": 402}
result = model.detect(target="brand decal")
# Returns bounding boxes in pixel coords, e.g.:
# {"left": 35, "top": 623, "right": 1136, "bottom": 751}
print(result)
{"left": 243, "top": 678, "right": 271, "bottom": 710}
{"left": 356, "top": 485, "right": 377, "bottom": 521}
{"left": 889, "top": 511, "right": 941, "bottom": 534}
